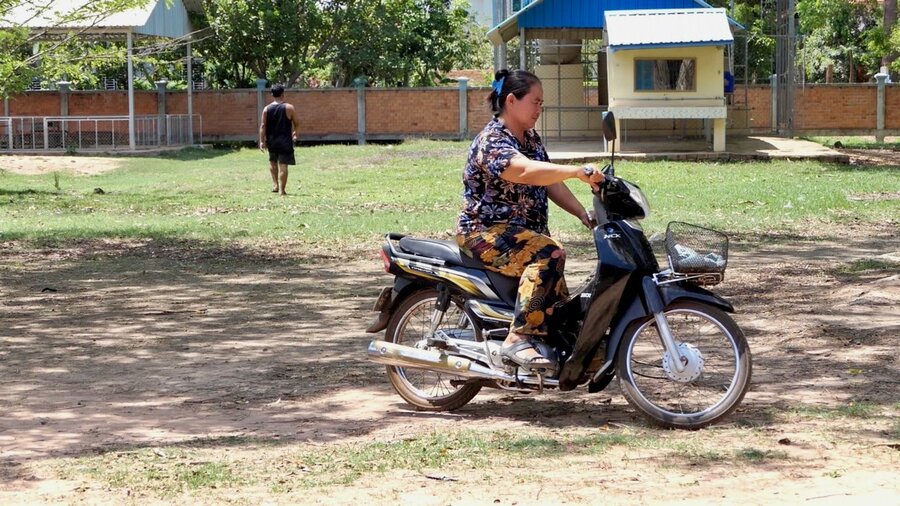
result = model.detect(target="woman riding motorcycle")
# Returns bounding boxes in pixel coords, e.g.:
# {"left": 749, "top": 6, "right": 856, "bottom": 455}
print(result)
{"left": 456, "top": 69, "right": 605, "bottom": 372}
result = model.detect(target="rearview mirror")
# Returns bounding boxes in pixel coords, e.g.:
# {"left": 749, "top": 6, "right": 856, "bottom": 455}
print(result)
{"left": 601, "top": 111, "right": 617, "bottom": 142}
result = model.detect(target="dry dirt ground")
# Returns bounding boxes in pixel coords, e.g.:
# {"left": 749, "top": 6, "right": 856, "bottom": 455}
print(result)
{"left": 0, "top": 155, "right": 898, "bottom": 505}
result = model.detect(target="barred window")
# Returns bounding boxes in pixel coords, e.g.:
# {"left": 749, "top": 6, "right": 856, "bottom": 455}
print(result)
{"left": 635, "top": 59, "right": 696, "bottom": 92}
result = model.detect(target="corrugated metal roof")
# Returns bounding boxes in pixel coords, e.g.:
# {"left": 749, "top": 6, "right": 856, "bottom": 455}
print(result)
{"left": 2, "top": 0, "right": 192, "bottom": 38}
{"left": 518, "top": 0, "right": 701, "bottom": 30}
{"left": 605, "top": 8, "right": 733, "bottom": 49}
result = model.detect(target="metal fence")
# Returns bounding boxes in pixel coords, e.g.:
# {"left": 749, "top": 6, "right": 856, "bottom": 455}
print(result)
{"left": 0, "top": 114, "right": 201, "bottom": 152}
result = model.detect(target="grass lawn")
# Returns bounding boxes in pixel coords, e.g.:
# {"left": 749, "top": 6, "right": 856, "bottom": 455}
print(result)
{"left": 0, "top": 139, "right": 897, "bottom": 253}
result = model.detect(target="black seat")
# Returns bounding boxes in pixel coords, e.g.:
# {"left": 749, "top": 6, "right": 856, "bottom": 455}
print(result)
{"left": 398, "top": 236, "right": 519, "bottom": 306}
{"left": 398, "top": 237, "right": 483, "bottom": 269}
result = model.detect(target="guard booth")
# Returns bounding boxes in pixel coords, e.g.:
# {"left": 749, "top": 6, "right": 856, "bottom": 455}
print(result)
{"left": 604, "top": 8, "right": 734, "bottom": 151}
{"left": 487, "top": 0, "right": 742, "bottom": 150}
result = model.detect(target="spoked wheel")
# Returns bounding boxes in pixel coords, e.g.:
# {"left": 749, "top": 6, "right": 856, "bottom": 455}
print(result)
{"left": 384, "top": 288, "right": 482, "bottom": 411}
{"left": 617, "top": 301, "right": 751, "bottom": 429}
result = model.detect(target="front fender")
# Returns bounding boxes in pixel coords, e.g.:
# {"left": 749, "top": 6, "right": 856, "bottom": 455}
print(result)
{"left": 659, "top": 283, "right": 734, "bottom": 313}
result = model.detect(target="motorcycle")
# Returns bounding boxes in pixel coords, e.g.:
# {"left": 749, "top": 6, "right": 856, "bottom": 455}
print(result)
{"left": 364, "top": 112, "right": 751, "bottom": 429}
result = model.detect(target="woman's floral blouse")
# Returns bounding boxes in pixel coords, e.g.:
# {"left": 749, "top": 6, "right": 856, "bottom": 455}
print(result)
{"left": 456, "top": 118, "right": 551, "bottom": 235}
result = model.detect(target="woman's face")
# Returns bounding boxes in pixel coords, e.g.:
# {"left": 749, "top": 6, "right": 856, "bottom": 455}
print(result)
{"left": 504, "top": 82, "right": 544, "bottom": 130}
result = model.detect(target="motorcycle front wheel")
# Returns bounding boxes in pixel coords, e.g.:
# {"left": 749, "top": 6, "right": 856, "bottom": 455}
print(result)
{"left": 616, "top": 300, "right": 751, "bottom": 429}
{"left": 384, "top": 288, "right": 482, "bottom": 411}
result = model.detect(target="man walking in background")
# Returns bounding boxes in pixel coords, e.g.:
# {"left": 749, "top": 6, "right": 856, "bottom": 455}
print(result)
{"left": 259, "top": 83, "right": 300, "bottom": 195}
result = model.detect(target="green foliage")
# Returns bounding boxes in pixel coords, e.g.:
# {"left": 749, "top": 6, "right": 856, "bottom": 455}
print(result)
{"left": 796, "top": 0, "right": 887, "bottom": 82}
{"left": 891, "top": 24, "right": 900, "bottom": 73}
{"left": 196, "top": 0, "right": 487, "bottom": 88}
{"left": 328, "top": 0, "right": 485, "bottom": 87}
{"left": 201, "top": 0, "right": 332, "bottom": 87}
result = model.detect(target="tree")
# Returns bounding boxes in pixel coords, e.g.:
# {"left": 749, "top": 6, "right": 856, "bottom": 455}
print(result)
{"left": 328, "top": 0, "right": 483, "bottom": 87}
{"left": 884, "top": 0, "right": 897, "bottom": 76}
{"left": 200, "top": 0, "right": 337, "bottom": 88}
{"left": 796, "top": 0, "right": 886, "bottom": 82}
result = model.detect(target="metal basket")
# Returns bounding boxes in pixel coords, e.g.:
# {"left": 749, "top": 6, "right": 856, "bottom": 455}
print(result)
{"left": 664, "top": 222, "right": 729, "bottom": 284}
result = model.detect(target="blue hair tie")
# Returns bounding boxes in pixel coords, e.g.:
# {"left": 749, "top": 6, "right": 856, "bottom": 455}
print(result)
{"left": 492, "top": 76, "right": 505, "bottom": 94}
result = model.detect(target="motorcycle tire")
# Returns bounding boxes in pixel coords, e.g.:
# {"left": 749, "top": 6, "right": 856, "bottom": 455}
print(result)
{"left": 384, "top": 288, "right": 482, "bottom": 411}
{"left": 616, "top": 300, "right": 751, "bottom": 429}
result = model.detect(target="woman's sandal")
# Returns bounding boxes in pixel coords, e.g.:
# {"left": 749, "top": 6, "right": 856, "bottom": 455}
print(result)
{"left": 500, "top": 340, "right": 557, "bottom": 373}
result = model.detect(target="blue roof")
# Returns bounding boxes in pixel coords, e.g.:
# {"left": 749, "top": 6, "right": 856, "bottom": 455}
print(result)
{"left": 488, "top": 0, "right": 743, "bottom": 44}
{"left": 519, "top": 0, "right": 700, "bottom": 29}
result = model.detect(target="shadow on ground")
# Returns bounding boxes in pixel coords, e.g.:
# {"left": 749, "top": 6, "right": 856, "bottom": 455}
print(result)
{"left": 0, "top": 230, "right": 897, "bottom": 478}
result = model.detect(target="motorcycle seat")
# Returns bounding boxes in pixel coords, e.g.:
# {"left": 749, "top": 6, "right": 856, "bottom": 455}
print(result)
{"left": 399, "top": 236, "right": 520, "bottom": 306}
{"left": 398, "top": 237, "right": 484, "bottom": 269}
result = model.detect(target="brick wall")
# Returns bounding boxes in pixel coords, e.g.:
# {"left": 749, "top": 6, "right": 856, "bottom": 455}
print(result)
{"left": 68, "top": 91, "right": 157, "bottom": 116}
{"left": 7, "top": 92, "right": 64, "bottom": 116}
{"left": 467, "top": 88, "right": 495, "bottom": 134}
{"left": 287, "top": 89, "right": 357, "bottom": 138}
{"left": 168, "top": 90, "right": 257, "bottom": 139}
{"left": 794, "top": 85, "right": 877, "bottom": 131}
{"left": 4, "top": 85, "right": 897, "bottom": 141}
{"left": 366, "top": 88, "right": 459, "bottom": 136}
{"left": 886, "top": 86, "right": 900, "bottom": 130}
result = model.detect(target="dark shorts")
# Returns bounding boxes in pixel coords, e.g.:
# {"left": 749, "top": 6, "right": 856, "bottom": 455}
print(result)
{"left": 268, "top": 149, "right": 295, "bottom": 165}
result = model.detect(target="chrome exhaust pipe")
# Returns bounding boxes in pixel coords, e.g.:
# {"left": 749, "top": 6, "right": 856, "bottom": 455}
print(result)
{"left": 368, "top": 340, "right": 516, "bottom": 382}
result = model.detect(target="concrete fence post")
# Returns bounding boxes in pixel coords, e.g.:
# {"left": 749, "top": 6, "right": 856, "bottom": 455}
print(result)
{"left": 458, "top": 78, "right": 469, "bottom": 140}
{"left": 58, "top": 81, "right": 70, "bottom": 149}
{"left": 770, "top": 74, "right": 778, "bottom": 133}
{"left": 356, "top": 84, "right": 366, "bottom": 145}
{"left": 256, "top": 78, "right": 267, "bottom": 135}
{"left": 874, "top": 73, "right": 888, "bottom": 143}
{"left": 155, "top": 80, "right": 168, "bottom": 145}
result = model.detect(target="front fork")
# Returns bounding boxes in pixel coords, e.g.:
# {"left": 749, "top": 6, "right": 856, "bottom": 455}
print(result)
{"left": 641, "top": 278, "right": 686, "bottom": 372}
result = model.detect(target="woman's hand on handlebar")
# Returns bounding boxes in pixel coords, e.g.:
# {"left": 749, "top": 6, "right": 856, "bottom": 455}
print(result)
{"left": 579, "top": 209, "right": 597, "bottom": 229}
{"left": 577, "top": 163, "right": 605, "bottom": 192}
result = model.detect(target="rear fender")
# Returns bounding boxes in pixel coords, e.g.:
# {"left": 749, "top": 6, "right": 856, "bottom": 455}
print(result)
{"left": 365, "top": 277, "right": 422, "bottom": 333}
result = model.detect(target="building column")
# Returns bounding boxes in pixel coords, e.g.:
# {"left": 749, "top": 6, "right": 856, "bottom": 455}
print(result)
{"left": 713, "top": 118, "right": 726, "bottom": 152}
{"left": 127, "top": 30, "right": 135, "bottom": 150}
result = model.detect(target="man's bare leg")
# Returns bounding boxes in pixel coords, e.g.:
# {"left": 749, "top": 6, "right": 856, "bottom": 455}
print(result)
{"left": 278, "top": 163, "right": 289, "bottom": 195}
{"left": 269, "top": 160, "right": 279, "bottom": 192}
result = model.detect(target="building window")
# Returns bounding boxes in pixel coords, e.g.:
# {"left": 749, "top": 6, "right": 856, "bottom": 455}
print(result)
{"left": 635, "top": 59, "right": 696, "bottom": 92}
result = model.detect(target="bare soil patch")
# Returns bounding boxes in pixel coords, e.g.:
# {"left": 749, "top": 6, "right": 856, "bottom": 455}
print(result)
{"left": 0, "top": 155, "right": 122, "bottom": 175}
{"left": 0, "top": 225, "right": 898, "bottom": 504}
{"left": 841, "top": 148, "right": 900, "bottom": 167}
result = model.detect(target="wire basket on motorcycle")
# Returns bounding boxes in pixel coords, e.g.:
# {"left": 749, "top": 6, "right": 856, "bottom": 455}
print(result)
{"left": 664, "top": 222, "right": 729, "bottom": 285}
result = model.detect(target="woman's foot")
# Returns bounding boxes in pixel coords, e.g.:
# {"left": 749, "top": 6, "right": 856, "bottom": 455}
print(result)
{"left": 500, "top": 335, "right": 556, "bottom": 371}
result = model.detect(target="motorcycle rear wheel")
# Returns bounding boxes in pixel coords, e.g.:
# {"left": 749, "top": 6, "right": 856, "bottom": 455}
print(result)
{"left": 384, "top": 288, "right": 482, "bottom": 411}
{"left": 616, "top": 300, "right": 751, "bottom": 429}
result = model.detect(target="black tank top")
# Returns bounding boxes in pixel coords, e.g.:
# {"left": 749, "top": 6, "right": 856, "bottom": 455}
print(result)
{"left": 265, "top": 102, "right": 293, "bottom": 151}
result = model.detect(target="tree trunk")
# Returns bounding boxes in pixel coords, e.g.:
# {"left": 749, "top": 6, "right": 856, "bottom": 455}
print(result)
{"left": 884, "top": 0, "right": 898, "bottom": 78}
